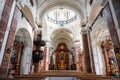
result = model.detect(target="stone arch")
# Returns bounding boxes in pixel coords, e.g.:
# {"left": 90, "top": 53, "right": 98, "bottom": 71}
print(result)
{"left": 15, "top": 28, "right": 32, "bottom": 47}
{"left": 91, "top": 22, "right": 111, "bottom": 75}
{"left": 91, "top": 14, "right": 110, "bottom": 46}
{"left": 15, "top": 28, "right": 33, "bottom": 75}
{"left": 90, "top": 13, "right": 112, "bottom": 75}
{"left": 91, "top": 27, "right": 107, "bottom": 75}
{"left": 51, "top": 28, "right": 73, "bottom": 40}
{"left": 51, "top": 28, "right": 73, "bottom": 50}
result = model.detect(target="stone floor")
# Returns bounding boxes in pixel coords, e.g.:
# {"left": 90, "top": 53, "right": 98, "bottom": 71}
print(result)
{"left": 45, "top": 77, "right": 78, "bottom": 80}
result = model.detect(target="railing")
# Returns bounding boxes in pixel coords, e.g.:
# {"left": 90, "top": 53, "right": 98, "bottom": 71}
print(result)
{"left": 47, "top": 15, "right": 77, "bottom": 26}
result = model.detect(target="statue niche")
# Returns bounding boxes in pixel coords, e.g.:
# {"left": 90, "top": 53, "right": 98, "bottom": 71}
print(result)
{"left": 55, "top": 43, "right": 69, "bottom": 70}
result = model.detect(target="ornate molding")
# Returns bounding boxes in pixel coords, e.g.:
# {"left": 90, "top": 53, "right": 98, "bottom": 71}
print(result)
{"left": 17, "top": 0, "right": 32, "bottom": 8}
{"left": 47, "top": 15, "right": 77, "bottom": 26}
{"left": 81, "top": 27, "right": 87, "bottom": 34}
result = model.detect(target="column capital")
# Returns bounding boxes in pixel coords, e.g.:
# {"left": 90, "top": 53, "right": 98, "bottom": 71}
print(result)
{"left": 86, "top": 25, "right": 92, "bottom": 31}
{"left": 45, "top": 41, "right": 51, "bottom": 48}
{"left": 81, "top": 25, "right": 92, "bottom": 34}
{"left": 81, "top": 27, "right": 87, "bottom": 34}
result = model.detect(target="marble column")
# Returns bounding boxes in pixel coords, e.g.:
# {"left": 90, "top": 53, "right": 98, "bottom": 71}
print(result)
{"left": 53, "top": 53, "right": 56, "bottom": 69}
{"left": 81, "top": 53, "right": 85, "bottom": 72}
{"left": 101, "top": 43, "right": 111, "bottom": 75}
{"left": 110, "top": 0, "right": 120, "bottom": 29}
{"left": 48, "top": 48, "right": 54, "bottom": 70}
{"left": 49, "top": 54, "right": 53, "bottom": 70}
{"left": 69, "top": 54, "right": 72, "bottom": 70}
{"left": 45, "top": 42, "right": 51, "bottom": 71}
{"left": 81, "top": 28, "right": 92, "bottom": 73}
{"left": 88, "top": 30, "right": 96, "bottom": 73}
{"left": 108, "top": 0, "right": 120, "bottom": 42}
{"left": 0, "top": 0, "right": 16, "bottom": 66}
{"left": 0, "top": 1, "right": 22, "bottom": 76}
{"left": 16, "top": 42, "right": 24, "bottom": 75}
{"left": 74, "top": 43, "right": 80, "bottom": 71}
{"left": 52, "top": 54, "right": 55, "bottom": 65}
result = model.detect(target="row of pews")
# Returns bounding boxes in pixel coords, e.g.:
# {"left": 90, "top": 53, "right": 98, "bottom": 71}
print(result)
{"left": 0, "top": 70, "right": 119, "bottom": 80}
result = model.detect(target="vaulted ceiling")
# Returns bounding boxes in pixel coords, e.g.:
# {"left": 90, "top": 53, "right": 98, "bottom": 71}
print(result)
{"left": 30, "top": 0, "right": 104, "bottom": 49}
{"left": 35, "top": 0, "right": 88, "bottom": 25}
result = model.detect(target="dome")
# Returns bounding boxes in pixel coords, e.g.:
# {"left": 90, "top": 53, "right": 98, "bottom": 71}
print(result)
{"left": 47, "top": 8, "right": 77, "bottom": 25}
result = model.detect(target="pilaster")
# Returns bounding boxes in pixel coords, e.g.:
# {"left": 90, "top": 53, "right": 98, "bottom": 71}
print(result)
{"left": 45, "top": 41, "right": 51, "bottom": 71}
{"left": 108, "top": 0, "right": 120, "bottom": 43}
{"left": 0, "top": 1, "right": 22, "bottom": 76}
{"left": 87, "top": 28, "right": 96, "bottom": 73}
{"left": 73, "top": 43, "right": 80, "bottom": 71}
{"left": 81, "top": 27, "right": 92, "bottom": 73}
{"left": 0, "top": 0, "right": 15, "bottom": 66}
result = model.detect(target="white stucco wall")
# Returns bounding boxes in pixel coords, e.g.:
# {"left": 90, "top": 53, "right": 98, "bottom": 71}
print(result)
{"left": 16, "top": 17, "right": 33, "bottom": 75}
{"left": 90, "top": 14, "right": 109, "bottom": 75}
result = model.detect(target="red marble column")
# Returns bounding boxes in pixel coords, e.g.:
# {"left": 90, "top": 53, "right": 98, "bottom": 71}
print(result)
{"left": 81, "top": 26, "right": 95, "bottom": 73}
{"left": 74, "top": 44, "right": 79, "bottom": 71}
{"left": 81, "top": 53, "right": 85, "bottom": 72}
{"left": 0, "top": 0, "right": 12, "bottom": 49}
{"left": 87, "top": 30, "right": 95, "bottom": 73}
{"left": 30, "top": 31, "right": 37, "bottom": 73}
{"left": 0, "top": 6, "right": 21, "bottom": 76}
{"left": 15, "top": 42, "right": 24, "bottom": 75}
{"left": 101, "top": 42, "right": 111, "bottom": 75}
{"left": 82, "top": 32, "right": 92, "bottom": 73}
{"left": 32, "top": 33, "right": 46, "bottom": 72}
{"left": 42, "top": 47, "right": 47, "bottom": 71}
{"left": 78, "top": 53, "right": 83, "bottom": 71}
{"left": 32, "top": 46, "right": 41, "bottom": 73}
{"left": 103, "top": 4, "right": 120, "bottom": 72}
{"left": 110, "top": 0, "right": 120, "bottom": 73}
{"left": 111, "top": 0, "right": 120, "bottom": 28}
{"left": 45, "top": 45, "right": 51, "bottom": 71}
{"left": 49, "top": 55, "right": 53, "bottom": 70}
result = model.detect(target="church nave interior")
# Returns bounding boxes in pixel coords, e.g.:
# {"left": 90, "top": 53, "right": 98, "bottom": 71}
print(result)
{"left": 0, "top": 0, "right": 120, "bottom": 80}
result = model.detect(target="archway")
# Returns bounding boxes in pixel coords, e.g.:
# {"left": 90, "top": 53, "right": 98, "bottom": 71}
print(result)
{"left": 51, "top": 28, "right": 73, "bottom": 50}
{"left": 8, "top": 28, "right": 32, "bottom": 75}
{"left": 91, "top": 17, "right": 119, "bottom": 75}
